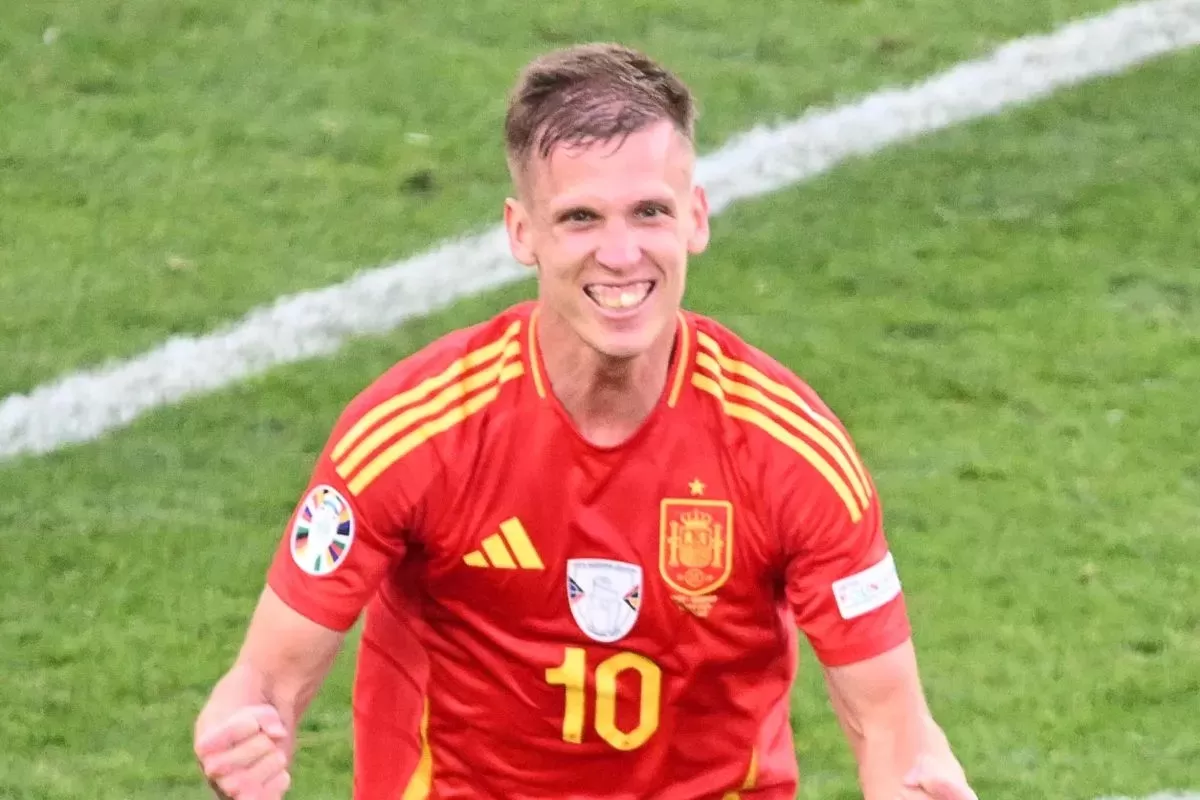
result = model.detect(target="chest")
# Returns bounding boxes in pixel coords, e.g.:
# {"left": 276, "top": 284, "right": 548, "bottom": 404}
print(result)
{"left": 411, "top": 413, "right": 784, "bottom": 652}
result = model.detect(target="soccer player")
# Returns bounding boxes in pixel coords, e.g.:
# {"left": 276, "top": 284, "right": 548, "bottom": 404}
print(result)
{"left": 193, "top": 43, "right": 978, "bottom": 800}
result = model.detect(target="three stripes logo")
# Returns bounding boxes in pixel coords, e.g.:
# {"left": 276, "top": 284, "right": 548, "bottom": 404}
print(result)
{"left": 690, "top": 331, "right": 873, "bottom": 523}
{"left": 329, "top": 322, "right": 525, "bottom": 496}
{"left": 463, "top": 517, "right": 544, "bottom": 570}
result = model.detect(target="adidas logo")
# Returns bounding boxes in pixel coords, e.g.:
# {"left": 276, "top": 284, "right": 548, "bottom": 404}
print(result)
{"left": 463, "top": 517, "right": 544, "bottom": 570}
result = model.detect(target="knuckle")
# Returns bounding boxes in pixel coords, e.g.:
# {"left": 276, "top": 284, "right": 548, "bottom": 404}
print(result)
{"left": 214, "top": 775, "right": 243, "bottom": 797}
{"left": 206, "top": 752, "right": 240, "bottom": 779}
{"left": 268, "top": 771, "right": 292, "bottom": 799}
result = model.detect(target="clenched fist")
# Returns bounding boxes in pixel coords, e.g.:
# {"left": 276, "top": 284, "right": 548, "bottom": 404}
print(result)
{"left": 195, "top": 704, "right": 292, "bottom": 799}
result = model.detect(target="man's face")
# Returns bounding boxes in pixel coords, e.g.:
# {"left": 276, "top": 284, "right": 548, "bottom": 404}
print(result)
{"left": 504, "top": 120, "right": 711, "bottom": 361}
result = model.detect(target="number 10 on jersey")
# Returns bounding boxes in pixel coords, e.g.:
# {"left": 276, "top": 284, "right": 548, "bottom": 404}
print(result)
{"left": 545, "top": 647, "right": 662, "bottom": 751}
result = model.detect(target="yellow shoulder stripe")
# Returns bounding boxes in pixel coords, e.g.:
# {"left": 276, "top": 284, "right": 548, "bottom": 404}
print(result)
{"left": 336, "top": 338, "right": 521, "bottom": 477}
{"left": 695, "top": 331, "right": 871, "bottom": 505}
{"left": 694, "top": 351, "right": 870, "bottom": 509}
{"left": 693, "top": 373, "right": 864, "bottom": 523}
{"left": 341, "top": 353, "right": 524, "bottom": 496}
{"left": 332, "top": 320, "right": 522, "bottom": 461}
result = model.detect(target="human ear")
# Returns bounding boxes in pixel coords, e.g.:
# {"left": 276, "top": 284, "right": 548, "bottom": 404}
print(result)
{"left": 504, "top": 197, "right": 538, "bottom": 267}
{"left": 687, "top": 184, "right": 711, "bottom": 254}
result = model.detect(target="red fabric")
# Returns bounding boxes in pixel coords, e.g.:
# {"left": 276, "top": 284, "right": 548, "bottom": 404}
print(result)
{"left": 265, "top": 303, "right": 911, "bottom": 798}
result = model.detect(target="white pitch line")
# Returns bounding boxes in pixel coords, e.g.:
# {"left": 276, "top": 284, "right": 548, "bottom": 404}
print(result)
{"left": 3, "top": 0, "right": 1200, "bottom": 460}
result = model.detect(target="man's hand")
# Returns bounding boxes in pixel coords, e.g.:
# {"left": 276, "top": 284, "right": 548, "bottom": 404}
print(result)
{"left": 195, "top": 704, "right": 292, "bottom": 799}
{"left": 193, "top": 589, "right": 348, "bottom": 799}
{"left": 897, "top": 755, "right": 978, "bottom": 800}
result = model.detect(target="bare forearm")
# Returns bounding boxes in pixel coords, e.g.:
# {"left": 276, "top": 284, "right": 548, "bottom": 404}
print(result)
{"left": 852, "top": 713, "right": 963, "bottom": 799}
{"left": 196, "top": 665, "right": 293, "bottom": 757}
{"left": 196, "top": 589, "right": 345, "bottom": 759}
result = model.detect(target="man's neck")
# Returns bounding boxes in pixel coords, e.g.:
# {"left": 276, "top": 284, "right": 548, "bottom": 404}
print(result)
{"left": 536, "top": 312, "right": 676, "bottom": 448}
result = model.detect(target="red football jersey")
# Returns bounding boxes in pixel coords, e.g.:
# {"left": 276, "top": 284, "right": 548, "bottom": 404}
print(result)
{"left": 267, "top": 301, "right": 911, "bottom": 799}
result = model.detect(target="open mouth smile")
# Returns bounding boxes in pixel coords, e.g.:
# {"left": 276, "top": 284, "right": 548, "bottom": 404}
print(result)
{"left": 583, "top": 280, "right": 656, "bottom": 312}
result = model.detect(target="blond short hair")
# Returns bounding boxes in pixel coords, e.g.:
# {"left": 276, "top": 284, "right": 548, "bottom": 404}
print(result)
{"left": 504, "top": 43, "right": 696, "bottom": 178}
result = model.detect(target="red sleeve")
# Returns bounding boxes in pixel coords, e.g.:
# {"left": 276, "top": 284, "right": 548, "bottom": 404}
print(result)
{"left": 265, "top": 391, "right": 424, "bottom": 633}
{"left": 774, "top": 396, "right": 912, "bottom": 667}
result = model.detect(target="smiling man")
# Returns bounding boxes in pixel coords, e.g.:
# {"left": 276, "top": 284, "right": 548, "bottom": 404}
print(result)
{"left": 193, "top": 43, "right": 978, "bottom": 800}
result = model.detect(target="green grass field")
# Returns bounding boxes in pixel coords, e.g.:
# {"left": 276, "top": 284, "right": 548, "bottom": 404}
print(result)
{"left": 3, "top": 1, "right": 1199, "bottom": 798}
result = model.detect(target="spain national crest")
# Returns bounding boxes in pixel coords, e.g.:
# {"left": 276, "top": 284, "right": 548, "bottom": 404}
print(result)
{"left": 566, "top": 559, "right": 643, "bottom": 643}
{"left": 659, "top": 499, "right": 734, "bottom": 596}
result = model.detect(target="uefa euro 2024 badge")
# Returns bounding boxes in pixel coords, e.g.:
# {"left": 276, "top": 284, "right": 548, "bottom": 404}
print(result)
{"left": 290, "top": 485, "right": 355, "bottom": 577}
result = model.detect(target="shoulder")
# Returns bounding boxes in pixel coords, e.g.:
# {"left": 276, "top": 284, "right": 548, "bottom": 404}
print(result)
{"left": 686, "top": 312, "right": 875, "bottom": 523}
{"left": 343, "top": 303, "right": 530, "bottom": 422}
{"left": 688, "top": 311, "right": 840, "bottom": 427}
{"left": 324, "top": 302, "right": 534, "bottom": 496}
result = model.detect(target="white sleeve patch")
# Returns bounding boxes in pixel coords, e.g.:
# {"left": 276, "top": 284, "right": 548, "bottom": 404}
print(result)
{"left": 832, "top": 552, "right": 902, "bottom": 620}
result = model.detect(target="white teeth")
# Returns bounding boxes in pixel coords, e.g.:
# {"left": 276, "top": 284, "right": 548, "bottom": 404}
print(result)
{"left": 586, "top": 281, "right": 652, "bottom": 311}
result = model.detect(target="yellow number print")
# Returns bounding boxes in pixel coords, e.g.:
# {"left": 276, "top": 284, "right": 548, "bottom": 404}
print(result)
{"left": 545, "top": 647, "right": 662, "bottom": 750}
{"left": 544, "top": 647, "right": 587, "bottom": 743}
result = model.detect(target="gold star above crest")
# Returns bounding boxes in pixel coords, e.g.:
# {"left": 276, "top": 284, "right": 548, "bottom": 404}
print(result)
{"left": 688, "top": 478, "right": 706, "bottom": 497}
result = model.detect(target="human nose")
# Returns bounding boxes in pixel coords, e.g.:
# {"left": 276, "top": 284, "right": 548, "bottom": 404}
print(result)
{"left": 594, "top": 220, "right": 641, "bottom": 270}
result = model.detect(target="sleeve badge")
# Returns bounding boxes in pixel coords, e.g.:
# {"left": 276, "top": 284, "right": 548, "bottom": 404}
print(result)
{"left": 290, "top": 485, "right": 355, "bottom": 576}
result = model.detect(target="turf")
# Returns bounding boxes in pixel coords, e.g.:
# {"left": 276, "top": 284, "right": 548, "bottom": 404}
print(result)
{"left": 3, "top": 3, "right": 1199, "bottom": 800}
{"left": 0, "top": 0, "right": 1126, "bottom": 397}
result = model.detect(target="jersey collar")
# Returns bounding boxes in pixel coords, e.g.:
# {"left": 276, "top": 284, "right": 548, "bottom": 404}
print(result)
{"left": 526, "top": 306, "right": 693, "bottom": 409}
